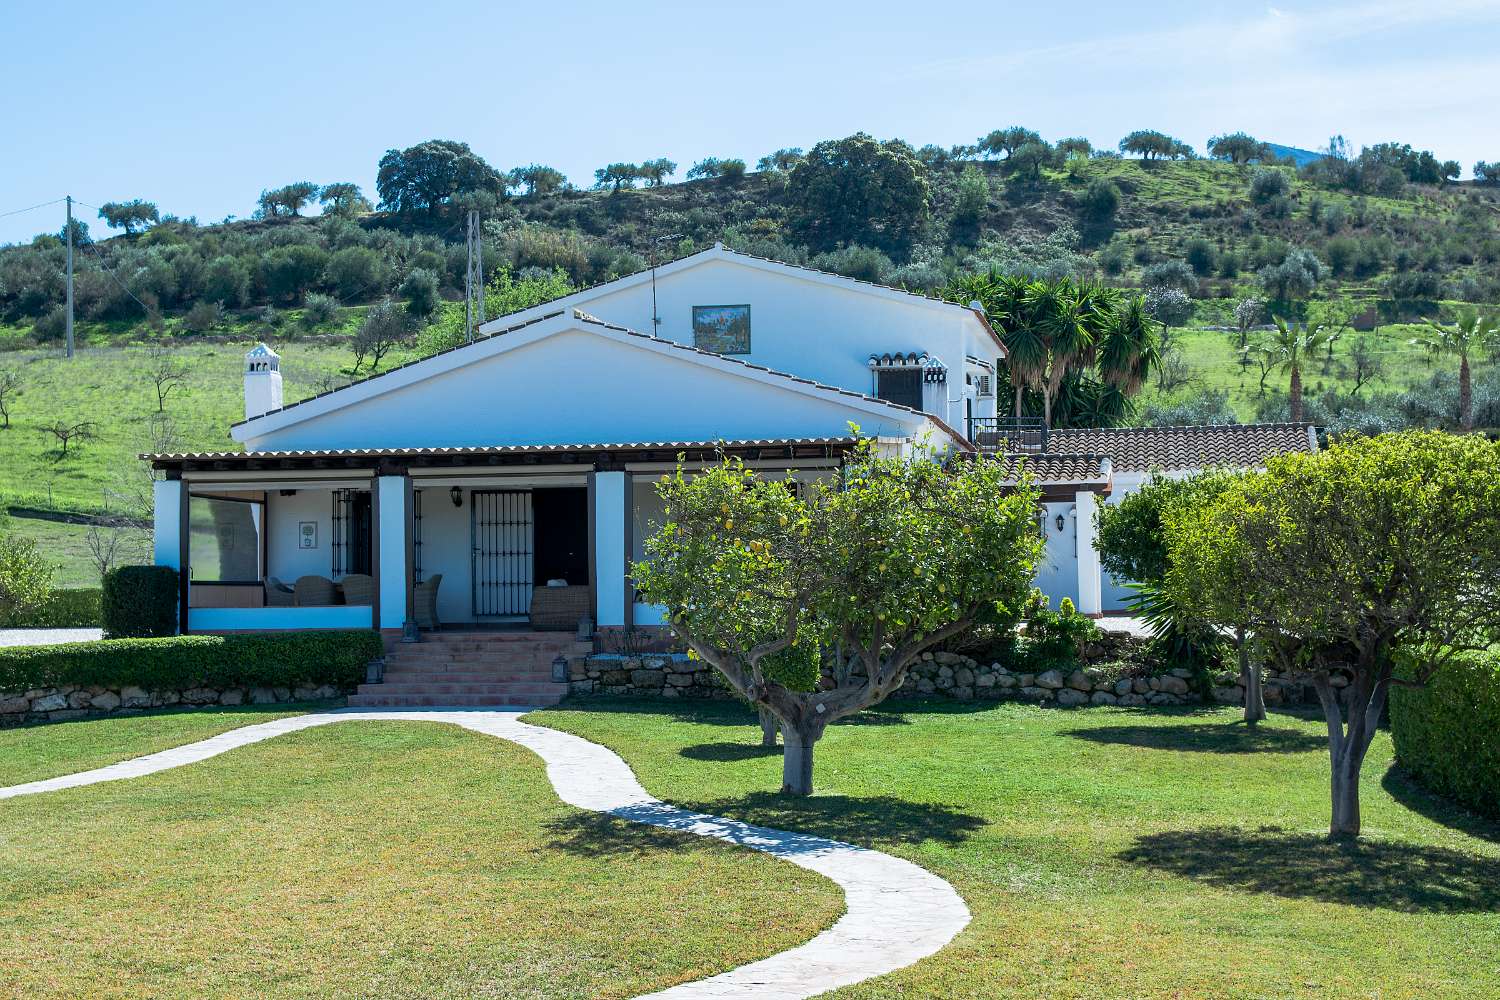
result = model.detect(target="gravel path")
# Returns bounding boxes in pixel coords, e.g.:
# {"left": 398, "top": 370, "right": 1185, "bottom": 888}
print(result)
{"left": 0, "top": 707, "right": 971, "bottom": 999}
{"left": 0, "top": 628, "right": 102, "bottom": 648}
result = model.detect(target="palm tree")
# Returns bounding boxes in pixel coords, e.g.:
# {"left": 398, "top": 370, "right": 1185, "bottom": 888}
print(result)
{"left": 1411, "top": 308, "right": 1499, "bottom": 431}
{"left": 948, "top": 271, "right": 1045, "bottom": 419}
{"left": 1095, "top": 293, "right": 1159, "bottom": 399}
{"left": 1260, "top": 317, "right": 1335, "bottom": 423}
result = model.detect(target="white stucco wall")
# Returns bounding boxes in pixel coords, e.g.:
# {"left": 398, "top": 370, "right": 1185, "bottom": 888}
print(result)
{"left": 244, "top": 327, "right": 926, "bottom": 454}
{"left": 481, "top": 252, "right": 1001, "bottom": 433}
{"left": 415, "top": 488, "right": 473, "bottom": 626}
{"left": 1035, "top": 501, "right": 1079, "bottom": 610}
{"left": 153, "top": 480, "right": 182, "bottom": 570}
{"left": 265, "top": 490, "right": 335, "bottom": 584}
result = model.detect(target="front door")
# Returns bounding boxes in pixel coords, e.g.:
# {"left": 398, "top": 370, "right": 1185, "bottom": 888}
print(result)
{"left": 471, "top": 490, "right": 534, "bottom": 619}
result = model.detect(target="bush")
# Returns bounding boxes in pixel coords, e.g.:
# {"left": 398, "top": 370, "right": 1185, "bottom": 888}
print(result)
{"left": 4, "top": 588, "right": 100, "bottom": 628}
{"left": 0, "top": 532, "right": 54, "bottom": 626}
{"left": 1249, "top": 168, "right": 1290, "bottom": 204}
{"left": 1017, "top": 595, "right": 1100, "bottom": 672}
{"left": 0, "top": 630, "right": 383, "bottom": 695}
{"left": 400, "top": 267, "right": 441, "bottom": 319}
{"left": 182, "top": 299, "right": 224, "bottom": 333}
{"left": 1079, "top": 178, "right": 1121, "bottom": 222}
{"left": 301, "top": 292, "right": 340, "bottom": 328}
{"left": 101, "top": 565, "right": 178, "bottom": 638}
{"left": 1391, "top": 651, "right": 1500, "bottom": 819}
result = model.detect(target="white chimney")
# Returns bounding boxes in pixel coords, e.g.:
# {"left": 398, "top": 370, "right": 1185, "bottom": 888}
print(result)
{"left": 244, "top": 343, "right": 283, "bottom": 420}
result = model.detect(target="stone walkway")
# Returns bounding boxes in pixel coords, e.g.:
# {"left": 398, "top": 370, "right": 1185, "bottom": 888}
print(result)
{"left": 0, "top": 708, "right": 970, "bottom": 1000}
{"left": 0, "top": 628, "right": 102, "bottom": 647}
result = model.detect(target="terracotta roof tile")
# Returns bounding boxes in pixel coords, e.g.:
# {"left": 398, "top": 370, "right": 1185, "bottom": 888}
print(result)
{"left": 1046, "top": 423, "right": 1315, "bottom": 472}
{"left": 992, "top": 453, "right": 1110, "bottom": 484}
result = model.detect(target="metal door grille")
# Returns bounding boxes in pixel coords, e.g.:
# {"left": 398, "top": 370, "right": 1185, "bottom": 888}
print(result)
{"left": 471, "top": 490, "right": 534, "bottom": 617}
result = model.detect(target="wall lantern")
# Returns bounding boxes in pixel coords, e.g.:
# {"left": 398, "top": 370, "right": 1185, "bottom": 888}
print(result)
{"left": 1055, "top": 513, "right": 1067, "bottom": 532}
{"left": 450, "top": 486, "right": 463, "bottom": 508}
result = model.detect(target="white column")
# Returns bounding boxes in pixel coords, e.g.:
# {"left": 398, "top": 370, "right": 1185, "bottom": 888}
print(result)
{"left": 1075, "top": 489, "right": 1102, "bottom": 616}
{"left": 594, "top": 471, "right": 627, "bottom": 627}
{"left": 377, "top": 475, "right": 409, "bottom": 631}
{"left": 153, "top": 479, "right": 182, "bottom": 569}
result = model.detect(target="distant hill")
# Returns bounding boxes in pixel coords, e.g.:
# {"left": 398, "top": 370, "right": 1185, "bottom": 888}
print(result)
{"left": 1264, "top": 142, "right": 1327, "bottom": 169}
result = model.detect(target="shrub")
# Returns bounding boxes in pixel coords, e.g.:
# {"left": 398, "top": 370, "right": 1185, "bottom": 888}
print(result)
{"left": 4, "top": 588, "right": 100, "bottom": 628}
{"left": 400, "top": 267, "right": 441, "bottom": 319}
{"left": 0, "top": 630, "right": 384, "bottom": 695}
{"left": 301, "top": 292, "right": 340, "bottom": 328}
{"left": 1390, "top": 651, "right": 1500, "bottom": 819}
{"left": 324, "top": 246, "right": 385, "bottom": 300}
{"left": 182, "top": 299, "right": 224, "bottom": 333}
{"left": 0, "top": 532, "right": 54, "bottom": 626}
{"left": 1249, "top": 167, "right": 1290, "bottom": 204}
{"left": 1017, "top": 595, "right": 1100, "bottom": 672}
{"left": 1080, "top": 178, "right": 1121, "bottom": 223}
{"left": 101, "top": 565, "right": 178, "bottom": 638}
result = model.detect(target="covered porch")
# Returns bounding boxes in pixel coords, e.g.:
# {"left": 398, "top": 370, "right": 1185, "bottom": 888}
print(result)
{"left": 146, "top": 439, "right": 856, "bottom": 636}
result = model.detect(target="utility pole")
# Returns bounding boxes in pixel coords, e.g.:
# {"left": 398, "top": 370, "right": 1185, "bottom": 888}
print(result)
{"left": 464, "top": 209, "right": 485, "bottom": 343}
{"left": 649, "top": 233, "right": 683, "bottom": 333}
{"left": 65, "top": 195, "right": 75, "bottom": 359}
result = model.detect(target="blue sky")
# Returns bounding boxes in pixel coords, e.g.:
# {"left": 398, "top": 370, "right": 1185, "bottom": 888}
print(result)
{"left": 3, "top": 0, "right": 1498, "bottom": 245}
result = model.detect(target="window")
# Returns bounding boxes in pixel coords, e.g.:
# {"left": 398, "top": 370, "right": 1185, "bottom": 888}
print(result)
{"left": 189, "top": 495, "right": 264, "bottom": 582}
{"left": 875, "top": 368, "right": 923, "bottom": 410}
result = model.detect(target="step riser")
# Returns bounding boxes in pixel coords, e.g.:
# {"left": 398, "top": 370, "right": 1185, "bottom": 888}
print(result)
{"left": 347, "top": 693, "right": 565, "bottom": 707}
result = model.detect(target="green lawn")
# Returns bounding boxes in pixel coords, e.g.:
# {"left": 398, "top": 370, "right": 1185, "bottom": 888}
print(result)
{"left": 0, "top": 719, "right": 842, "bottom": 1000}
{"left": 0, "top": 704, "right": 324, "bottom": 786}
{"left": 542, "top": 700, "right": 1500, "bottom": 999}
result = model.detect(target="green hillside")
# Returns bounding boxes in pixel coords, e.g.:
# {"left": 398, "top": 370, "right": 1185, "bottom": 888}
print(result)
{"left": 3, "top": 134, "right": 1498, "bottom": 522}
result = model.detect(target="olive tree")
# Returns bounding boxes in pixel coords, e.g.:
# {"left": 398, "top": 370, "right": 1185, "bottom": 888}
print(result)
{"left": 1174, "top": 432, "right": 1500, "bottom": 838}
{"left": 635, "top": 446, "right": 1042, "bottom": 795}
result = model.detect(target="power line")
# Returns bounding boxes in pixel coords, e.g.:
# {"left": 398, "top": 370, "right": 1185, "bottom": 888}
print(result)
{"left": 77, "top": 230, "right": 158, "bottom": 319}
{"left": 0, "top": 197, "right": 65, "bottom": 221}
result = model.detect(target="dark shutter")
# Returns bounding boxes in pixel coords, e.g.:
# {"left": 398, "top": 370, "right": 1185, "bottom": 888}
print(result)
{"left": 876, "top": 368, "right": 923, "bottom": 410}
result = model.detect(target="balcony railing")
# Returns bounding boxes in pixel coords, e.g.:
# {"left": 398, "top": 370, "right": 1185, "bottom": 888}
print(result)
{"left": 968, "top": 416, "right": 1049, "bottom": 453}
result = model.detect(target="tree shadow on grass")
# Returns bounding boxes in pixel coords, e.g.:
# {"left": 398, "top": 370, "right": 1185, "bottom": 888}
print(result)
{"left": 1381, "top": 765, "right": 1500, "bottom": 845}
{"left": 1065, "top": 722, "right": 1326, "bottom": 754}
{"left": 679, "top": 742, "right": 782, "bottom": 762}
{"left": 1118, "top": 827, "right": 1500, "bottom": 913}
{"left": 545, "top": 792, "right": 986, "bottom": 858}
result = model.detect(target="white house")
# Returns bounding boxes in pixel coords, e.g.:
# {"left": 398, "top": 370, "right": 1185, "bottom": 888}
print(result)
{"left": 145, "top": 243, "right": 1315, "bottom": 662}
{"left": 147, "top": 245, "right": 1000, "bottom": 648}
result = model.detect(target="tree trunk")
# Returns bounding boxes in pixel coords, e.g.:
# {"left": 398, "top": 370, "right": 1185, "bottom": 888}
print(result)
{"left": 1013, "top": 381, "right": 1024, "bottom": 419}
{"left": 1329, "top": 752, "right": 1362, "bottom": 839}
{"left": 1289, "top": 364, "right": 1303, "bottom": 422}
{"left": 780, "top": 720, "right": 818, "bottom": 796}
{"left": 1238, "top": 629, "right": 1265, "bottom": 727}
{"left": 757, "top": 706, "right": 779, "bottom": 748}
{"left": 1460, "top": 356, "right": 1473, "bottom": 432}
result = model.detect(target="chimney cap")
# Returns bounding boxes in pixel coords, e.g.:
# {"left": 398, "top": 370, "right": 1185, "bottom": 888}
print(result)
{"left": 246, "top": 342, "right": 280, "bottom": 358}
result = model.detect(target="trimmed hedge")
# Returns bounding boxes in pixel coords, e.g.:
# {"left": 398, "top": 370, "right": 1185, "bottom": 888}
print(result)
{"left": 0, "top": 630, "right": 384, "bottom": 695}
{"left": 1390, "top": 651, "right": 1500, "bottom": 820}
{"left": 102, "top": 566, "right": 178, "bottom": 638}
{"left": 0, "top": 588, "right": 101, "bottom": 628}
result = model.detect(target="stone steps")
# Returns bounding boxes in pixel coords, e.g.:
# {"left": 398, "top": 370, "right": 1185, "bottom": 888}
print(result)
{"left": 359, "top": 631, "right": 587, "bottom": 707}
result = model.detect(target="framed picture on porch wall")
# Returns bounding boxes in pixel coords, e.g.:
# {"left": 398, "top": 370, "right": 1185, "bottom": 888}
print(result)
{"left": 691, "top": 304, "right": 750, "bottom": 354}
{"left": 298, "top": 521, "right": 317, "bottom": 550}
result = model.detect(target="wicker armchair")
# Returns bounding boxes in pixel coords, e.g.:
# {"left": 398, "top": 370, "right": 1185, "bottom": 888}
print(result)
{"left": 265, "top": 577, "right": 296, "bottom": 607}
{"left": 413, "top": 573, "right": 442, "bottom": 629}
{"left": 340, "top": 573, "right": 375, "bottom": 606}
{"left": 293, "top": 575, "right": 337, "bottom": 607}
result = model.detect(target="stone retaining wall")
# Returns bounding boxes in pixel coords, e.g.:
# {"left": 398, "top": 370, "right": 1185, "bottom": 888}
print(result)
{"left": 571, "top": 629, "right": 1332, "bottom": 709}
{"left": 0, "top": 684, "right": 345, "bottom": 727}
